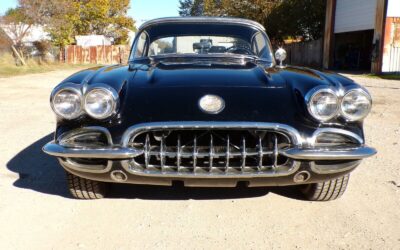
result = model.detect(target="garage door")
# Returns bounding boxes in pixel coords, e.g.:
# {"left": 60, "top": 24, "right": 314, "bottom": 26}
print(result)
{"left": 334, "top": 0, "right": 377, "bottom": 33}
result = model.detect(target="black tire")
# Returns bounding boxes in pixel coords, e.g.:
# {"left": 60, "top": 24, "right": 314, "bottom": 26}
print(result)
{"left": 302, "top": 174, "right": 350, "bottom": 201}
{"left": 66, "top": 172, "right": 108, "bottom": 199}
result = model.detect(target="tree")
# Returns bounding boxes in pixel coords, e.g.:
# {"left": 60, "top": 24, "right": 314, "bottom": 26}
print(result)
{"left": 19, "top": 0, "right": 58, "bottom": 25}
{"left": 178, "top": 0, "right": 194, "bottom": 16}
{"left": 4, "top": 0, "right": 136, "bottom": 48}
{"left": 46, "top": 0, "right": 79, "bottom": 48}
{"left": 1, "top": 8, "right": 33, "bottom": 51}
{"left": 179, "top": 0, "right": 280, "bottom": 23}
{"left": 178, "top": 0, "right": 325, "bottom": 42}
{"left": 179, "top": 0, "right": 205, "bottom": 16}
{"left": 70, "top": 0, "right": 135, "bottom": 45}
{"left": 0, "top": 26, "right": 13, "bottom": 52}
{"left": 267, "top": 0, "right": 326, "bottom": 42}
{"left": 1, "top": 7, "right": 35, "bottom": 65}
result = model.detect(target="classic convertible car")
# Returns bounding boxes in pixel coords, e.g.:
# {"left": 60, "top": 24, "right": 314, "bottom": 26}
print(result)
{"left": 43, "top": 17, "right": 376, "bottom": 200}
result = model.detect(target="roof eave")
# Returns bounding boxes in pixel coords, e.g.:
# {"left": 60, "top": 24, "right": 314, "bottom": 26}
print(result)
{"left": 138, "top": 17, "right": 265, "bottom": 32}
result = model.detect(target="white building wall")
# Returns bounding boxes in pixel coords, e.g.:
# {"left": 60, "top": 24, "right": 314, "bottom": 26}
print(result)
{"left": 334, "top": 0, "right": 377, "bottom": 33}
{"left": 387, "top": 0, "right": 400, "bottom": 17}
{"left": 1, "top": 24, "right": 50, "bottom": 44}
{"left": 75, "top": 35, "right": 113, "bottom": 47}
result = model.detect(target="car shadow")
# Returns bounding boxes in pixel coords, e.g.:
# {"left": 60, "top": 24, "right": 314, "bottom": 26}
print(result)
{"left": 6, "top": 134, "right": 306, "bottom": 201}
{"left": 6, "top": 134, "right": 70, "bottom": 197}
{"left": 110, "top": 184, "right": 305, "bottom": 200}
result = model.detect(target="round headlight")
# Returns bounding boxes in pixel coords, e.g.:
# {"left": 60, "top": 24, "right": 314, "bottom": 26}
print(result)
{"left": 341, "top": 90, "right": 371, "bottom": 121}
{"left": 84, "top": 87, "right": 118, "bottom": 119}
{"left": 307, "top": 89, "right": 339, "bottom": 122}
{"left": 51, "top": 88, "right": 82, "bottom": 119}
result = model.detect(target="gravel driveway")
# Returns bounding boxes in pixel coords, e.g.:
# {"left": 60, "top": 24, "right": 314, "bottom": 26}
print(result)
{"left": 0, "top": 70, "right": 399, "bottom": 249}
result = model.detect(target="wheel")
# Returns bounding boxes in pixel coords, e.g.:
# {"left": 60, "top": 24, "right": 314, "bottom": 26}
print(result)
{"left": 302, "top": 174, "right": 350, "bottom": 201}
{"left": 66, "top": 172, "right": 108, "bottom": 199}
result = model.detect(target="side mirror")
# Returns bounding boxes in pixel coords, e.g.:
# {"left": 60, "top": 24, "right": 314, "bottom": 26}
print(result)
{"left": 275, "top": 48, "right": 287, "bottom": 68}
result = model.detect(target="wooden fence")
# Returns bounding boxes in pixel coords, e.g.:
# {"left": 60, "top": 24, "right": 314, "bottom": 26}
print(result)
{"left": 61, "top": 41, "right": 323, "bottom": 67}
{"left": 60, "top": 45, "right": 131, "bottom": 64}
{"left": 285, "top": 39, "right": 323, "bottom": 68}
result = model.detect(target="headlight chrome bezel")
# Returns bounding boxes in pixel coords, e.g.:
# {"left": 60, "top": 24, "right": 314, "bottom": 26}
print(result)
{"left": 306, "top": 87, "right": 340, "bottom": 122}
{"left": 50, "top": 84, "right": 84, "bottom": 120}
{"left": 306, "top": 86, "right": 372, "bottom": 123}
{"left": 340, "top": 88, "right": 372, "bottom": 122}
{"left": 84, "top": 84, "right": 119, "bottom": 120}
{"left": 51, "top": 83, "right": 119, "bottom": 120}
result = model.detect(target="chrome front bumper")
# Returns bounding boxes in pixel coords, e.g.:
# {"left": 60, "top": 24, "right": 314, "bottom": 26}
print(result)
{"left": 43, "top": 141, "right": 376, "bottom": 161}
{"left": 43, "top": 122, "right": 377, "bottom": 181}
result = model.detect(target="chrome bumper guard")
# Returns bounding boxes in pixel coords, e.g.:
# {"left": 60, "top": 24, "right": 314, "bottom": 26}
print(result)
{"left": 43, "top": 142, "right": 376, "bottom": 161}
{"left": 282, "top": 146, "right": 377, "bottom": 160}
{"left": 43, "top": 142, "right": 143, "bottom": 159}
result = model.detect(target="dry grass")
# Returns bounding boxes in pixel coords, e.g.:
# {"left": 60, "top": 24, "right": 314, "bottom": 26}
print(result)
{"left": 363, "top": 73, "right": 400, "bottom": 80}
{"left": 0, "top": 53, "right": 99, "bottom": 78}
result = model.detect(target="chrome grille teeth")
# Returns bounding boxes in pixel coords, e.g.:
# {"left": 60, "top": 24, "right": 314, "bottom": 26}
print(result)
{"left": 209, "top": 134, "right": 214, "bottom": 170}
{"left": 273, "top": 134, "right": 278, "bottom": 171}
{"left": 225, "top": 135, "right": 230, "bottom": 171}
{"left": 193, "top": 135, "right": 197, "bottom": 169}
{"left": 177, "top": 135, "right": 181, "bottom": 171}
{"left": 160, "top": 134, "right": 166, "bottom": 171}
{"left": 241, "top": 136, "right": 246, "bottom": 171}
{"left": 130, "top": 129, "right": 294, "bottom": 176}
{"left": 258, "top": 136, "right": 263, "bottom": 171}
{"left": 144, "top": 134, "right": 150, "bottom": 168}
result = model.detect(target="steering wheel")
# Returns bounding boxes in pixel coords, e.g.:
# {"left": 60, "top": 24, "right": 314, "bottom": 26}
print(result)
{"left": 226, "top": 46, "right": 253, "bottom": 55}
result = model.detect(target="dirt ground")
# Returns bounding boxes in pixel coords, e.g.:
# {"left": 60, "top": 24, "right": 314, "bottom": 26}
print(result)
{"left": 0, "top": 70, "right": 399, "bottom": 249}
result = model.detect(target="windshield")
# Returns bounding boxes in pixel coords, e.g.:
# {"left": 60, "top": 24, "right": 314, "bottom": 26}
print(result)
{"left": 130, "top": 23, "right": 274, "bottom": 62}
{"left": 149, "top": 36, "right": 252, "bottom": 56}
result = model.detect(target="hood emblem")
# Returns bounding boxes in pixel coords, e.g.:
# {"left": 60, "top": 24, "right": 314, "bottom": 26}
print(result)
{"left": 199, "top": 95, "right": 225, "bottom": 114}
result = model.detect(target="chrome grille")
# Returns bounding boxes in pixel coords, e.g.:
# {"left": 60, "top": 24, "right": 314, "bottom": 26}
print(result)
{"left": 126, "top": 127, "right": 298, "bottom": 177}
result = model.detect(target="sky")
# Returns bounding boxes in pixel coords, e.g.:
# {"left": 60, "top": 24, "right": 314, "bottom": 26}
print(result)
{"left": 0, "top": 0, "right": 180, "bottom": 27}
{"left": 0, "top": 0, "right": 17, "bottom": 15}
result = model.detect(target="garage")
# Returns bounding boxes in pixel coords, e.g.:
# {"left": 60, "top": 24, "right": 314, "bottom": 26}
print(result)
{"left": 332, "top": 0, "right": 376, "bottom": 71}
{"left": 324, "top": 0, "right": 400, "bottom": 74}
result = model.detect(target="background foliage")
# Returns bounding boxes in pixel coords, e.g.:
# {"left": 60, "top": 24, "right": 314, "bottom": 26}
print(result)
{"left": 178, "top": 0, "right": 326, "bottom": 42}
{"left": 2, "top": 0, "right": 136, "bottom": 48}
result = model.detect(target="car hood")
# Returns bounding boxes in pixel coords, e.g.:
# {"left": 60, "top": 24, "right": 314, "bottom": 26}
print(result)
{"left": 129, "top": 62, "right": 282, "bottom": 88}
{"left": 56, "top": 62, "right": 362, "bottom": 141}
{"left": 110, "top": 63, "right": 343, "bottom": 132}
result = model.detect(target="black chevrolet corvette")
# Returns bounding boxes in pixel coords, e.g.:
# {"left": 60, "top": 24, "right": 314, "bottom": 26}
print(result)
{"left": 43, "top": 17, "right": 376, "bottom": 200}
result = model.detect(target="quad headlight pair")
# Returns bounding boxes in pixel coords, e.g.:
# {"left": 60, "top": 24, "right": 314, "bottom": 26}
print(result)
{"left": 51, "top": 84, "right": 119, "bottom": 120}
{"left": 306, "top": 87, "right": 372, "bottom": 122}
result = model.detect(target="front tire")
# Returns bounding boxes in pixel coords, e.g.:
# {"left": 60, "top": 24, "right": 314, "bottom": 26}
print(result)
{"left": 302, "top": 174, "right": 350, "bottom": 201}
{"left": 66, "top": 172, "right": 108, "bottom": 199}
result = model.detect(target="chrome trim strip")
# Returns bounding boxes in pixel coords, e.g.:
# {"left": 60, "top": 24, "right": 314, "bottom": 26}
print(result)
{"left": 139, "top": 17, "right": 265, "bottom": 31}
{"left": 59, "top": 158, "right": 113, "bottom": 174}
{"left": 281, "top": 146, "right": 377, "bottom": 160}
{"left": 43, "top": 142, "right": 142, "bottom": 159}
{"left": 121, "top": 161, "right": 301, "bottom": 178}
{"left": 121, "top": 121, "right": 304, "bottom": 147}
{"left": 310, "top": 128, "right": 364, "bottom": 145}
{"left": 57, "top": 126, "right": 114, "bottom": 144}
